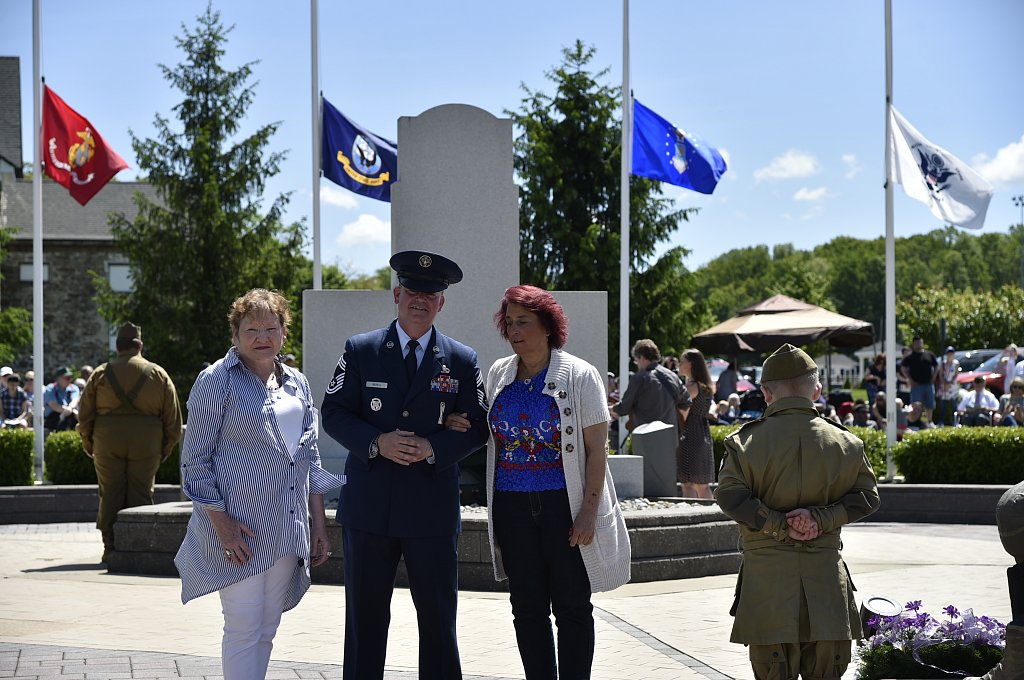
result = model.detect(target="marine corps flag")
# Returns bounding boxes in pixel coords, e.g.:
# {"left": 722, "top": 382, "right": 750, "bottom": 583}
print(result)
{"left": 631, "top": 98, "right": 727, "bottom": 195}
{"left": 41, "top": 86, "right": 128, "bottom": 206}
{"left": 888, "top": 105, "right": 993, "bottom": 230}
{"left": 321, "top": 97, "right": 397, "bottom": 202}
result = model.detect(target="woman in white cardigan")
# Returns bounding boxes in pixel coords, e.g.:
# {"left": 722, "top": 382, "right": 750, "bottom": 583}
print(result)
{"left": 447, "top": 285, "right": 630, "bottom": 680}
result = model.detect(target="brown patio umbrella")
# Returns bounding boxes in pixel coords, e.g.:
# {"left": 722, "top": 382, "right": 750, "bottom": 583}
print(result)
{"left": 691, "top": 295, "right": 874, "bottom": 355}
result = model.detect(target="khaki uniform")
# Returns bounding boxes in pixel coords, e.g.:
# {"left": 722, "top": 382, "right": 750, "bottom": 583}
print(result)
{"left": 716, "top": 396, "right": 880, "bottom": 680}
{"left": 77, "top": 353, "right": 183, "bottom": 551}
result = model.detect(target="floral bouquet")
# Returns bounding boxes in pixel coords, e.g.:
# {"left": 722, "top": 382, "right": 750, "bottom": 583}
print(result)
{"left": 856, "top": 601, "right": 1005, "bottom": 680}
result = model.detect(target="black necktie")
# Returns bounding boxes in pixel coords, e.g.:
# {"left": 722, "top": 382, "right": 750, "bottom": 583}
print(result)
{"left": 405, "top": 339, "right": 419, "bottom": 383}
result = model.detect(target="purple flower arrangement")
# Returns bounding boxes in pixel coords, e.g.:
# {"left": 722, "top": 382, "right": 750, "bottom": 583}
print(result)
{"left": 857, "top": 601, "right": 1005, "bottom": 680}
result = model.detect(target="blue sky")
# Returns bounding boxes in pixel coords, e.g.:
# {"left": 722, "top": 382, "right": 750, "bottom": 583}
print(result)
{"left": 3, "top": 1, "right": 1023, "bottom": 277}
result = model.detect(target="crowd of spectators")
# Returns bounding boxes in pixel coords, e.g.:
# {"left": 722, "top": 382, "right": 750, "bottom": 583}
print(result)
{"left": 0, "top": 363, "right": 98, "bottom": 433}
{"left": 842, "top": 340, "right": 1024, "bottom": 433}
{"left": 609, "top": 338, "right": 1024, "bottom": 436}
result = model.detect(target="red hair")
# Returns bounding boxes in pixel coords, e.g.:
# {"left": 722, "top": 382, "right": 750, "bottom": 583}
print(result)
{"left": 494, "top": 285, "right": 569, "bottom": 349}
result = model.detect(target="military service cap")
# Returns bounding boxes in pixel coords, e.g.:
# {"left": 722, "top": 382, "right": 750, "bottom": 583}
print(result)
{"left": 116, "top": 322, "right": 142, "bottom": 345}
{"left": 761, "top": 343, "right": 817, "bottom": 382}
{"left": 390, "top": 250, "right": 463, "bottom": 293}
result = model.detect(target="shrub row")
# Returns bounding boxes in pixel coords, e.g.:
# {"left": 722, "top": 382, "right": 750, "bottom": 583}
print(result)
{"left": 893, "top": 427, "right": 1023, "bottom": 484}
{"left": 0, "top": 430, "right": 182, "bottom": 486}
{"left": 712, "top": 421, "right": 942, "bottom": 481}
{"left": 0, "top": 429, "right": 36, "bottom": 485}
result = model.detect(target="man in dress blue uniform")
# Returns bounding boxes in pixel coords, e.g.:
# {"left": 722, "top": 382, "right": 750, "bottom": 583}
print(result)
{"left": 321, "top": 250, "right": 489, "bottom": 680}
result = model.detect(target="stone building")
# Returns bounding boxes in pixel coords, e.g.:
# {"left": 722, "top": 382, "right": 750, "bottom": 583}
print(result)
{"left": 0, "top": 55, "right": 153, "bottom": 380}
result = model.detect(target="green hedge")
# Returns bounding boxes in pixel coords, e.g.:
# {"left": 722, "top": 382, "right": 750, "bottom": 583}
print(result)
{"left": 156, "top": 446, "right": 181, "bottom": 485}
{"left": 710, "top": 424, "right": 741, "bottom": 479}
{"left": 44, "top": 431, "right": 96, "bottom": 484}
{"left": 893, "top": 427, "right": 1024, "bottom": 484}
{"left": 0, "top": 428, "right": 35, "bottom": 485}
{"left": 711, "top": 424, "right": 889, "bottom": 480}
{"left": 44, "top": 431, "right": 181, "bottom": 485}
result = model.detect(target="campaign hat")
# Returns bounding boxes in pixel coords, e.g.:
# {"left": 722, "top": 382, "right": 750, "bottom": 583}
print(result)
{"left": 390, "top": 250, "right": 463, "bottom": 293}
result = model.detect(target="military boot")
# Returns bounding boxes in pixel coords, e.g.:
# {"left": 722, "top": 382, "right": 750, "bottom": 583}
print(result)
{"left": 100, "top": 529, "right": 114, "bottom": 564}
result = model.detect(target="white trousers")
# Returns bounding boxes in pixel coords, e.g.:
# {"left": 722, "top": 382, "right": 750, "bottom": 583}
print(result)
{"left": 218, "top": 554, "right": 297, "bottom": 680}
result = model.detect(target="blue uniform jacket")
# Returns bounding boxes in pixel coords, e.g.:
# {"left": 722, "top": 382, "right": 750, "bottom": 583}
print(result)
{"left": 322, "top": 320, "right": 488, "bottom": 537}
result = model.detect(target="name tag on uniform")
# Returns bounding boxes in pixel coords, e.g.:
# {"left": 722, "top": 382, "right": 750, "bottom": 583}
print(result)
{"left": 366, "top": 381, "right": 388, "bottom": 389}
{"left": 430, "top": 376, "right": 459, "bottom": 393}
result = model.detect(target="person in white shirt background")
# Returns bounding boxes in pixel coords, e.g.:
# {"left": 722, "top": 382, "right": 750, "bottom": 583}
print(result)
{"left": 957, "top": 375, "right": 1000, "bottom": 426}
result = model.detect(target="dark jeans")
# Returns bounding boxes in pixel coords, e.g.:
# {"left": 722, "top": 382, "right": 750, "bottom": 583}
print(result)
{"left": 934, "top": 398, "right": 956, "bottom": 426}
{"left": 961, "top": 412, "right": 993, "bottom": 427}
{"left": 493, "top": 489, "right": 594, "bottom": 680}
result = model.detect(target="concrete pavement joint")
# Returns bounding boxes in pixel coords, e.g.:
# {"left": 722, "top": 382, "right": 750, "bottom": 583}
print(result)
{"left": 0, "top": 642, "right": 520, "bottom": 679}
{"left": 594, "top": 606, "right": 734, "bottom": 680}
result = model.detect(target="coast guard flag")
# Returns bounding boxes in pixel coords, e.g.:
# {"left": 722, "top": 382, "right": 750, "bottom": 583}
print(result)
{"left": 321, "top": 97, "right": 397, "bottom": 202}
{"left": 41, "top": 86, "right": 128, "bottom": 206}
{"left": 889, "top": 105, "right": 993, "bottom": 230}
{"left": 631, "top": 98, "right": 727, "bottom": 195}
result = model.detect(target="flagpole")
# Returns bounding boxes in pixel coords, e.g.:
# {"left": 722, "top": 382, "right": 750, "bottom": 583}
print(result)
{"left": 618, "top": 0, "right": 631, "bottom": 449}
{"left": 883, "top": 0, "right": 897, "bottom": 479}
{"left": 32, "top": 0, "right": 45, "bottom": 481}
{"left": 310, "top": 0, "right": 322, "bottom": 290}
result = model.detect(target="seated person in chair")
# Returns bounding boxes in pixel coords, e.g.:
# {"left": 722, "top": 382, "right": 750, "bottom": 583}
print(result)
{"left": 957, "top": 376, "right": 999, "bottom": 427}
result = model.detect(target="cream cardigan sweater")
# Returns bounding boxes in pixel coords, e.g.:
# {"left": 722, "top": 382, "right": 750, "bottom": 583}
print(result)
{"left": 484, "top": 348, "right": 631, "bottom": 592}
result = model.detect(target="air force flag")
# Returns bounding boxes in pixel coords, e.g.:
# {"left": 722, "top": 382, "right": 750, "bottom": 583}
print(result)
{"left": 631, "top": 98, "right": 727, "bottom": 195}
{"left": 889, "top": 105, "right": 993, "bottom": 230}
{"left": 321, "top": 97, "right": 397, "bottom": 202}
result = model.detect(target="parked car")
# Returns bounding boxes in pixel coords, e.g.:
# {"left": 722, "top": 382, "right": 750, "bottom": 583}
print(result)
{"left": 707, "top": 358, "right": 754, "bottom": 394}
{"left": 954, "top": 348, "right": 999, "bottom": 373}
{"left": 956, "top": 353, "right": 1005, "bottom": 396}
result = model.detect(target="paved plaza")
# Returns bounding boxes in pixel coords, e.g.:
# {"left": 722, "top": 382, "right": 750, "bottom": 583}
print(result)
{"left": 0, "top": 519, "right": 1012, "bottom": 679}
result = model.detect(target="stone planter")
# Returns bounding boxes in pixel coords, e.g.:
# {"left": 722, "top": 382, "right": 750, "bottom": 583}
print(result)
{"left": 110, "top": 501, "right": 742, "bottom": 590}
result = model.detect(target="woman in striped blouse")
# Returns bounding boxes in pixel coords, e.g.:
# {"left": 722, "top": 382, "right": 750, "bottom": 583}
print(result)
{"left": 174, "top": 289, "right": 344, "bottom": 680}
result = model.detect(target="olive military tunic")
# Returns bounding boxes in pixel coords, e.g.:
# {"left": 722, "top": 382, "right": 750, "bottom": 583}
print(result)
{"left": 716, "top": 396, "right": 880, "bottom": 645}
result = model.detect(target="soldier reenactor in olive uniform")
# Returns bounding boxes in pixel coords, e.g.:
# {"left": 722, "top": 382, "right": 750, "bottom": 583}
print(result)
{"left": 968, "top": 480, "right": 1024, "bottom": 680}
{"left": 716, "top": 343, "right": 880, "bottom": 680}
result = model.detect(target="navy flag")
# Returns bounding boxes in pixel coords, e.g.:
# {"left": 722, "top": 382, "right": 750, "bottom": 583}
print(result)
{"left": 631, "top": 98, "right": 726, "bottom": 195}
{"left": 321, "top": 97, "right": 397, "bottom": 202}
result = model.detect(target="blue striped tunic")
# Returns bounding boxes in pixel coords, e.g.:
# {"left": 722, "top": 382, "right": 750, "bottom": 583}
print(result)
{"left": 175, "top": 347, "right": 345, "bottom": 610}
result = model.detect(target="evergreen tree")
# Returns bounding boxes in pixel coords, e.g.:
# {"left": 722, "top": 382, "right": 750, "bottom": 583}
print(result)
{"left": 508, "top": 41, "right": 708, "bottom": 367}
{"left": 96, "top": 6, "right": 304, "bottom": 391}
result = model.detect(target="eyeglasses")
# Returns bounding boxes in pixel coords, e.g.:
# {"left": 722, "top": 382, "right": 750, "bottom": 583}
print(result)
{"left": 241, "top": 327, "right": 283, "bottom": 339}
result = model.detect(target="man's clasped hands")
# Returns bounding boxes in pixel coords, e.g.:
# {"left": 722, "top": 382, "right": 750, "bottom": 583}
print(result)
{"left": 784, "top": 508, "right": 819, "bottom": 541}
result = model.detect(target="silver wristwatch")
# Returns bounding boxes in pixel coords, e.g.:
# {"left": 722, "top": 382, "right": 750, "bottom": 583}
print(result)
{"left": 368, "top": 435, "right": 381, "bottom": 459}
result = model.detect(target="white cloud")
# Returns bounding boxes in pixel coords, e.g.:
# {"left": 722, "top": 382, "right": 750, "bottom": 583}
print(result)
{"left": 719, "top": 148, "right": 735, "bottom": 178}
{"left": 800, "top": 205, "right": 825, "bottom": 221}
{"left": 336, "top": 214, "right": 390, "bottom": 246}
{"left": 793, "top": 186, "right": 828, "bottom": 202}
{"left": 321, "top": 185, "right": 359, "bottom": 209}
{"left": 841, "top": 153, "right": 861, "bottom": 179}
{"left": 972, "top": 134, "right": 1024, "bottom": 186}
{"left": 753, "top": 149, "right": 820, "bottom": 182}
